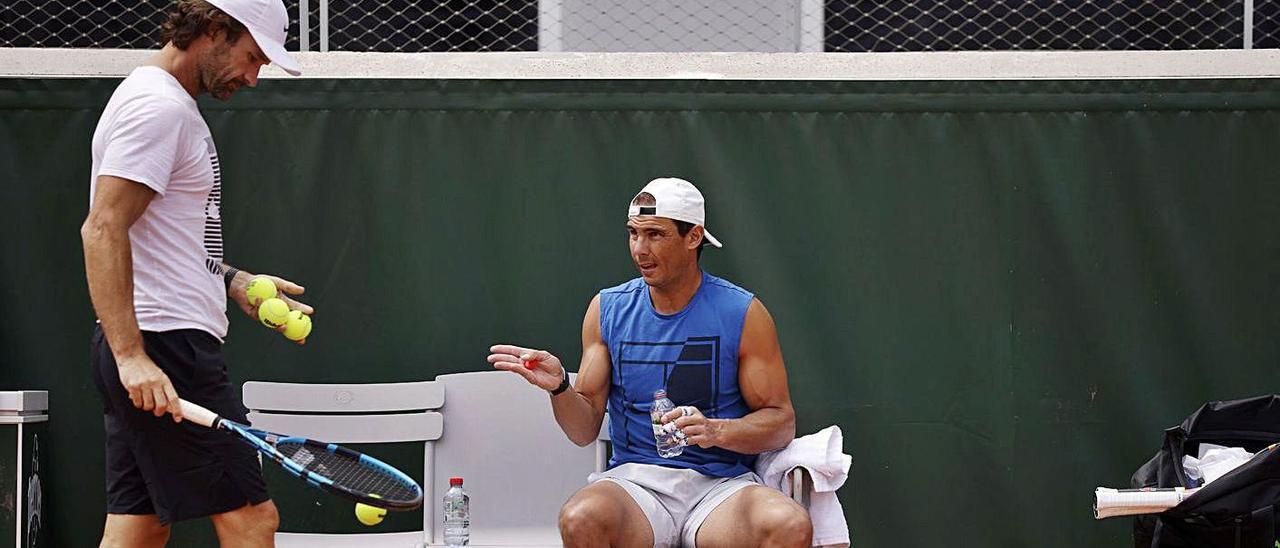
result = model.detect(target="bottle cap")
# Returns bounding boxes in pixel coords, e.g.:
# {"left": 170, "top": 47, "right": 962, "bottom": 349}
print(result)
{"left": 450, "top": 477, "right": 464, "bottom": 486}
{"left": 653, "top": 389, "right": 667, "bottom": 398}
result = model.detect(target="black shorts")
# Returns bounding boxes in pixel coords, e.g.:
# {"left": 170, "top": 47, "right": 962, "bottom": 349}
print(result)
{"left": 91, "top": 326, "right": 269, "bottom": 524}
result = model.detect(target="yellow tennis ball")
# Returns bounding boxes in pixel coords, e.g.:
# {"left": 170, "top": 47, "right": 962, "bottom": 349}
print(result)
{"left": 283, "top": 310, "right": 312, "bottom": 341}
{"left": 354, "top": 502, "right": 386, "bottom": 526}
{"left": 244, "top": 276, "right": 277, "bottom": 307}
{"left": 257, "top": 298, "right": 290, "bottom": 328}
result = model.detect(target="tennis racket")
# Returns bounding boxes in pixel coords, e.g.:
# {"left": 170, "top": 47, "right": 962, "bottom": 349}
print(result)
{"left": 178, "top": 400, "right": 423, "bottom": 510}
{"left": 1094, "top": 487, "right": 1199, "bottom": 519}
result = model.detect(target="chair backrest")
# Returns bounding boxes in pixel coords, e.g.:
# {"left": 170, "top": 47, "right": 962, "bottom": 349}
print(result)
{"left": 243, "top": 374, "right": 613, "bottom": 547}
{"left": 431, "top": 371, "right": 603, "bottom": 546}
{"left": 244, "top": 380, "right": 443, "bottom": 547}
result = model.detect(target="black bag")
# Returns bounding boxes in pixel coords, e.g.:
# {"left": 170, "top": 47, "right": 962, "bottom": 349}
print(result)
{"left": 1131, "top": 395, "right": 1280, "bottom": 548}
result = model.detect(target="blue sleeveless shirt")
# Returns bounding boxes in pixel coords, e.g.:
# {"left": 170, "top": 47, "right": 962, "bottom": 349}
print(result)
{"left": 599, "top": 270, "right": 756, "bottom": 478}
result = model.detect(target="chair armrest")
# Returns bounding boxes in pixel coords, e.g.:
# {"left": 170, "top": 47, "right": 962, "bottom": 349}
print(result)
{"left": 786, "top": 467, "right": 813, "bottom": 509}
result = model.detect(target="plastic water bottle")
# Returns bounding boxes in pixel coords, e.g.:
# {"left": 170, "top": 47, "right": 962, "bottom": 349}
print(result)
{"left": 443, "top": 477, "right": 469, "bottom": 547}
{"left": 651, "top": 390, "right": 685, "bottom": 458}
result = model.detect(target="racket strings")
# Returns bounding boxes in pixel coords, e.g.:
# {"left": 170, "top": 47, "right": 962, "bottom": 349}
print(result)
{"left": 277, "top": 442, "right": 419, "bottom": 502}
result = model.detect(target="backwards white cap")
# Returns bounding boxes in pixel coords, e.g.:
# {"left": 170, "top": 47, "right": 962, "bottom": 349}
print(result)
{"left": 627, "top": 177, "right": 722, "bottom": 248}
{"left": 207, "top": 0, "right": 301, "bottom": 76}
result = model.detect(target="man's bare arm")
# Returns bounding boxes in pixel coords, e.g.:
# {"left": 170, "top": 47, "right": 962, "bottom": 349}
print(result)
{"left": 549, "top": 295, "right": 611, "bottom": 446}
{"left": 667, "top": 298, "right": 795, "bottom": 454}
{"left": 82, "top": 176, "right": 152, "bottom": 363}
{"left": 82, "top": 175, "right": 183, "bottom": 421}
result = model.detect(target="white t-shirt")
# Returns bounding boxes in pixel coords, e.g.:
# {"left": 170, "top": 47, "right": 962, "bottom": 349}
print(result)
{"left": 89, "top": 66, "right": 228, "bottom": 340}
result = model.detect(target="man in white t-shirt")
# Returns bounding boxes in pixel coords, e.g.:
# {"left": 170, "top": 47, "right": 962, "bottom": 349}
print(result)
{"left": 80, "top": 1, "right": 307, "bottom": 546}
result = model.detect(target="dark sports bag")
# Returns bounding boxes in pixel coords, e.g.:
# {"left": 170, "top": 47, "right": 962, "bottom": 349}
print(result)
{"left": 1130, "top": 395, "right": 1280, "bottom": 548}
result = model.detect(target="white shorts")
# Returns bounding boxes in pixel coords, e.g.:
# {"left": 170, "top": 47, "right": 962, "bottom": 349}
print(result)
{"left": 588, "top": 462, "right": 761, "bottom": 548}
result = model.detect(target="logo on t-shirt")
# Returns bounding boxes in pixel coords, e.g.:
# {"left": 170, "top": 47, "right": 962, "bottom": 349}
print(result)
{"left": 617, "top": 336, "right": 721, "bottom": 410}
{"left": 202, "top": 137, "right": 224, "bottom": 275}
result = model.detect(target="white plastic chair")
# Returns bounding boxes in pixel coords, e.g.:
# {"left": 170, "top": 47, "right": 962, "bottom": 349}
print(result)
{"left": 429, "top": 371, "right": 604, "bottom": 546}
{"left": 243, "top": 379, "right": 444, "bottom": 547}
{"left": 243, "top": 372, "right": 604, "bottom": 547}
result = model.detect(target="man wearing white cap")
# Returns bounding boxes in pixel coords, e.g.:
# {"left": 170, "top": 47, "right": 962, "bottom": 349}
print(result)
{"left": 81, "top": 1, "right": 305, "bottom": 546}
{"left": 490, "top": 178, "right": 812, "bottom": 547}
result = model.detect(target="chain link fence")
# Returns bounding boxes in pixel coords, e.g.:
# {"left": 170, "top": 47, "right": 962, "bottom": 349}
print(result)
{"left": 3, "top": 0, "right": 1279, "bottom": 52}
{"left": 1256, "top": 0, "right": 1280, "bottom": 47}
{"left": 828, "top": 1, "right": 1246, "bottom": 51}
{"left": 0, "top": 0, "right": 167, "bottom": 48}
{"left": 323, "top": 0, "right": 536, "bottom": 51}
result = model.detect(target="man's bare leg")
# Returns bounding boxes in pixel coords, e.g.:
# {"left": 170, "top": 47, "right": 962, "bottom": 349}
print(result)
{"left": 560, "top": 481, "right": 655, "bottom": 548}
{"left": 210, "top": 500, "right": 280, "bottom": 548}
{"left": 695, "top": 485, "right": 812, "bottom": 548}
{"left": 100, "top": 514, "right": 170, "bottom": 548}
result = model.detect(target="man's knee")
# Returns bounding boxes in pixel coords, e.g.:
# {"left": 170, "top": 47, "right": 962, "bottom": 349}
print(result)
{"left": 559, "top": 495, "right": 609, "bottom": 539}
{"left": 100, "top": 515, "right": 171, "bottom": 548}
{"left": 242, "top": 501, "right": 280, "bottom": 537}
{"left": 758, "top": 500, "right": 812, "bottom": 547}
{"left": 100, "top": 527, "right": 169, "bottom": 548}
{"left": 213, "top": 500, "right": 279, "bottom": 540}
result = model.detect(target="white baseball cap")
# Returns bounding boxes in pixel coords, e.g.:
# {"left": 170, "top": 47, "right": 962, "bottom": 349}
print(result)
{"left": 627, "top": 177, "right": 722, "bottom": 248}
{"left": 207, "top": 0, "right": 301, "bottom": 76}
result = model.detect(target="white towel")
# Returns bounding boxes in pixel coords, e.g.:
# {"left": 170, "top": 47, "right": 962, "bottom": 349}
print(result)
{"left": 1182, "top": 443, "right": 1256, "bottom": 487}
{"left": 755, "top": 425, "right": 852, "bottom": 547}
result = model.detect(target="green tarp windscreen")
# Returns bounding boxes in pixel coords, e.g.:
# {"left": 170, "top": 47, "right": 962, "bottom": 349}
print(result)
{"left": 2, "top": 77, "right": 1278, "bottom": 546}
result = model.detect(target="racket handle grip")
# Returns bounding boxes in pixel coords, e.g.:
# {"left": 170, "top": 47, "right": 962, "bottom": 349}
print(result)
{"left": 178, "top": 400, "right": 221, "bottom": 428}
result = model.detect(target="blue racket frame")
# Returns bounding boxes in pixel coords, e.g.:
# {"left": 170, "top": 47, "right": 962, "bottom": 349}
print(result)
{"left": 218, "top": 418, "right": 424, "bottom": 511}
